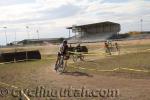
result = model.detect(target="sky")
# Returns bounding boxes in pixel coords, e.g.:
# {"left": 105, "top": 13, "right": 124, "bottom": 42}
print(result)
{"left": 0, "top": 0, "right": 150, "bottom": 44}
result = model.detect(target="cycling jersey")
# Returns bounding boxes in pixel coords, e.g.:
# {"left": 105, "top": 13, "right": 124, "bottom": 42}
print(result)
{"left": 59, "top": 43, "right": 68, "bottom": 55}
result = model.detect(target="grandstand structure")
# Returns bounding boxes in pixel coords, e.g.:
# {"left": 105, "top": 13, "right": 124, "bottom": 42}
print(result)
{"left": 67, "top": 21, "right": 121, "bottom": 43}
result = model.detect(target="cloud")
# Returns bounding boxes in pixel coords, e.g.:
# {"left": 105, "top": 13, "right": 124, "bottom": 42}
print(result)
{"left": 0, "top": 0, "right": 150, "bottom": 44}
{"left": 0, "top": 0, "right": 35, "bottom": 6}
{"left": 101, "top": 0, "right": 130, "bottom": 3}
{"left": 38, "top": 3, "right": 81, "bottom": 20}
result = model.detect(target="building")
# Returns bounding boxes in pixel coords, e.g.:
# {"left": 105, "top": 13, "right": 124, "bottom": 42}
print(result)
{"left": 67, "top": 21, "right": 121, "bottom": 43}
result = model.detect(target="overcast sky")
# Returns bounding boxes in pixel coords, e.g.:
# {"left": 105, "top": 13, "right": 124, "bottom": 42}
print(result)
{"left": 0, "top": 0, "right": 150, "bottom": 44}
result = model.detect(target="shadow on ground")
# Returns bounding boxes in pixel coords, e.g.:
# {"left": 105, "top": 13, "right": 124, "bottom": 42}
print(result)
{"left": 62, "top": 71, "right": 93, "bottom": 77}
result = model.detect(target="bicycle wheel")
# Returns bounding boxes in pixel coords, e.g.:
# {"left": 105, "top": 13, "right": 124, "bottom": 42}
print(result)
{"left": 57, "top": 56, "right": 65, "bottom": 73}
{"left": 72, "top": 55, "right": 78, "bottom": 62}
{"left": 80, "top": 55, "right": 84, "bottom": 61}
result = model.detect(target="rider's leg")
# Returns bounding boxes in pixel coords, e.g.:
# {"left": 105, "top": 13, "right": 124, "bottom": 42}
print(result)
{"left": 108, "top": 47, "right": 111, "bottom": 55}
{"left": 118, "top": 47, "right": 120, "bottom": 55}
{"left": 63, "top": 60, "right": 67, "bottom": 72}
{"left": 55, "top": 56, "right": 59, "bottom": 65}
{"left": 55, "top": 54, "right": 61, "bottom": 70}
{"left": 56, "top": 52, "right": 61, "bottom": 65}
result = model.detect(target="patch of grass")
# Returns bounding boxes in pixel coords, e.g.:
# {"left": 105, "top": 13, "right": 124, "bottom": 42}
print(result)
{"left": 67, "top": 51, "right": 150, "bottom": 74}
{"left": 0, "top": 57, "right": 56, "bottom": 100}
{"left": 121, "top": 44, "right": 150, "bottom": 52}
{"left": 0, "top": 58, "right": 55, "bottom": 87}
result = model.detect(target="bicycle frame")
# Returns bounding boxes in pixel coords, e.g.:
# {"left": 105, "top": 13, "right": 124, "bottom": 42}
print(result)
{"left": 56, "top": 55, "right": 65, "bottom": 73}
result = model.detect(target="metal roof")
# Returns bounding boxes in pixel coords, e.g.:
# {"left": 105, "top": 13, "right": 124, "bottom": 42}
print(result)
{"left": 66, "top": 21, "right": 120, "bottom": 29}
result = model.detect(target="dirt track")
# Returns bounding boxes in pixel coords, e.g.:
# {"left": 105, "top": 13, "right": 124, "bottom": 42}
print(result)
{"left": 27, "top": 64, "right": 150, "bottom": 100}
{"left": 0, "top": 39, "right": 150, "bottom": 100}
{"left": 1, "top": 58, "right": 150, "bottom": 100}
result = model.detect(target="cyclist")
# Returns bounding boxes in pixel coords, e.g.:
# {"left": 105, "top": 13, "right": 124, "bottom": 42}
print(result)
{"left": 115, "top": 42, "right": 120, "bottom": 54}
{"left": 104, "top": 41, "right": 111, "bottom": 55}
{"left": 55, "top": 40, "right": 69, "bottom": 71}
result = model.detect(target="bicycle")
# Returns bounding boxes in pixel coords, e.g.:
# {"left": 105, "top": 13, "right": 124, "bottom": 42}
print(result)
{"left": 55, "top": 54, "right": 69, "bottom": 73}
{"left": 72, "top": 52, "right": 84, "bottom": 62}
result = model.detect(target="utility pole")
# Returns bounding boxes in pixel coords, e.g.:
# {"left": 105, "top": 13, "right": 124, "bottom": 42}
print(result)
{"left": 3, "top": 27, "right": 8, "bottom": 46}
{"left": 25, "top": 26, "right": 30, "bottom": 61}
{"left": 140, "top": 19, "right": 143, "bottom": 32}
{"left": 26, "top": 26, "right": 30, "bottom": 39}
{"left": 14, "top": 31, "right": 17, "bottom": 52}
{"left": 69, "top": 29, "right": 71, "bottom": 38}
{"left": 72, "top": 25, "right": 77, "bottom": 43}
{"left": 36, "top": 29, "right": 39, "bottom": 40}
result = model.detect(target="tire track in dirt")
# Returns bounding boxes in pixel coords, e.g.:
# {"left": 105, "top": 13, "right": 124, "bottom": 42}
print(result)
{"left": 36, "top": 64, "right": 150, "bottom": 100}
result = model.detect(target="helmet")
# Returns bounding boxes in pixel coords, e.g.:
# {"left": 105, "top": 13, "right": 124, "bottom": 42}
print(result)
{"left": 63, "top": 40, "right": 67, "bottom": 44}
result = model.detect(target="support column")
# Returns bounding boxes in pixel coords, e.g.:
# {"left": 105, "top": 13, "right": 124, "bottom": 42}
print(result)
{"left": 68, "top": 29, "right": 71, "bottom": 38}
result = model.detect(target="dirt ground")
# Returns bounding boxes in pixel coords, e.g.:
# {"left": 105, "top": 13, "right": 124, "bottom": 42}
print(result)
{"left": 0, "top": 39, "right": 150, "bottom": 100}
{"left": 1, "top": 61, "right": 150, "bottom": 100}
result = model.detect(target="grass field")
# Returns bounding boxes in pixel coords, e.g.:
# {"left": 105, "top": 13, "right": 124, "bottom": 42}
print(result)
{"left": 0, "top": 39, "right": 150, "bottom": 100}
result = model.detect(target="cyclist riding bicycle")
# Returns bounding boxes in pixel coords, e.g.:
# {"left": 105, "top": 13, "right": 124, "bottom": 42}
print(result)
{"left": 55, "top": 40, "right": 69, "bottom": 71}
